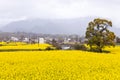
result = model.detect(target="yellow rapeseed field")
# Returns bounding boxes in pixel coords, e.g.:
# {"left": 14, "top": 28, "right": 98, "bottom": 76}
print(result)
{"left": 0, "top": 42, "right": 52, "bottom": 50}
{"left": 0, "top": 42, "right": 120, "bottom": 80}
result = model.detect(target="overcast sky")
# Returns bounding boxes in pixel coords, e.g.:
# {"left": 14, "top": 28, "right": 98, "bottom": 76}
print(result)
{"left": 0, "top": 0, "right": 120, "bottom": 27}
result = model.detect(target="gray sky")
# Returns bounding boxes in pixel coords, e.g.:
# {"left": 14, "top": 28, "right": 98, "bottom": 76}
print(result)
{"left": 0, "top": 0, "right": 120, "bottom": 27}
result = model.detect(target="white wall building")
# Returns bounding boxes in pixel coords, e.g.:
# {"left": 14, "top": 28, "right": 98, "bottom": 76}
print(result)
{"left": 23, "top": 38, "right": 29, "bottom": 42}
{"left": 11, "top": 37, "right": 19, "bottom": 41}
{"left": 39, "top": 38, "right": 45, "bottom": 44}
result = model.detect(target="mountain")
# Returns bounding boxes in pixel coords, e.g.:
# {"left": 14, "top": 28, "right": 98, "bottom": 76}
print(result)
{"left": 0, "top": 17, "right": 120, "bottom": 36}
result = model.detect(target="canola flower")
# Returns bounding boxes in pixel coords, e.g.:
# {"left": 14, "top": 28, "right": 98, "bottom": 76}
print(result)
{"left": 0, "top": 42, "right": 52, "bottom": 50}
{"left": 0, "top": 42, "right": 120, "bottom": 80}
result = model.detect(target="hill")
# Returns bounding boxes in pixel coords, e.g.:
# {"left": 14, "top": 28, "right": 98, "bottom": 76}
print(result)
{"left": 0, "top": 17, "right": 120, "bottom": 36}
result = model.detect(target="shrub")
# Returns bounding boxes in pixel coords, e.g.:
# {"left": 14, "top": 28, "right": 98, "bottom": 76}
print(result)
{"left": 73, "top": 44, "right": 88, "bottom": 51}
{"left": 45, "top": 47, "right": 54, "bottom": 50}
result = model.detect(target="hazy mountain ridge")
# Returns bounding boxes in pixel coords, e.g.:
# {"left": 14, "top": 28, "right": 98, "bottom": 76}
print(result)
{"left": 0, "top": 17, "right": 120, "bottom": 36}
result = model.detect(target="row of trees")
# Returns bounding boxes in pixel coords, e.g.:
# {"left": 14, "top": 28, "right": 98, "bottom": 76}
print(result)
{"left": 116, "top": 37, "right": 120, "bottom": 43}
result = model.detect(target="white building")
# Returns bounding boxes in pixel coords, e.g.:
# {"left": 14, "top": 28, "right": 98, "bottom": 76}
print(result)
{"left": 61, "top": 44, "right": 71, "bottom": 50}
{"left": 39, "top": 38, "right": 45, "bottom": 44}
{"left": 11, "top": 37, "right": 19, "bottom": 41}
{"left": 23, "top": 38, "right": 29, "bottom": 42}
{"left": 64, "top": 38, "right": 71, "bottom": 43}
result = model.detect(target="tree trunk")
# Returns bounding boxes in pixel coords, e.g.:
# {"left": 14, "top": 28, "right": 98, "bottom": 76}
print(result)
{"left": 98, "top": 47, "right": 102, "bottom": 53}
{"left": 90, "top": 45, "right": 93, "bottom": 51}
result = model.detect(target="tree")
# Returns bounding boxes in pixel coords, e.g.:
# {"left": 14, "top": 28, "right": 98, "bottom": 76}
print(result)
{"left": 116, "top": 37, "right": 120, "bottom": 43}
{"left": 51, "top": 39, "right": 61, "bottom": 50}
{"left": 85, "top": 18, "right": 116, "bottom": 52}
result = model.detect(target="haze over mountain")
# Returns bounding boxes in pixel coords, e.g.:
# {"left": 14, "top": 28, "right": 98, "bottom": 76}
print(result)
{"left": 0, "top": 17, "right": 120, "bottom": 36}
{"left": 0, "top": 0, "right": 120, "bottom": 37}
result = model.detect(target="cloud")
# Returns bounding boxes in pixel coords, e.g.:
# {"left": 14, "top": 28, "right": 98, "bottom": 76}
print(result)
{"left": 0, "top": 0, "right": 120, "bottom": 27}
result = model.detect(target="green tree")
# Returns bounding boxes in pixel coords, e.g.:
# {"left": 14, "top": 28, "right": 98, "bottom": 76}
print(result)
{"left": 85, "top": 18, "right": 116, "bottom": 52}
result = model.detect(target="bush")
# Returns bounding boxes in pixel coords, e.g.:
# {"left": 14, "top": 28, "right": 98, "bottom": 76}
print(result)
{"left": 45, "top": 47, "right": 54, "bottom": 50}
{"left": 73, "top": 44, "right": 88, "bottom": 51}
{"left": 55, "top": 45, "right": 62, "bottom": 50}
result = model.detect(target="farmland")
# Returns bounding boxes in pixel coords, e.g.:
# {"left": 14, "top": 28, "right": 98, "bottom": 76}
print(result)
{"left": 0, "top": 43, "right": 120, "bottom": 80}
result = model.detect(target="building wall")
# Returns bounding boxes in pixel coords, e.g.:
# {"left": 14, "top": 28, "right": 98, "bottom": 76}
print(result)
{"left": 39, "top": 38, "right": 45, "bottom": 44}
